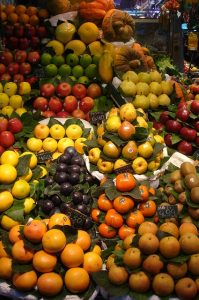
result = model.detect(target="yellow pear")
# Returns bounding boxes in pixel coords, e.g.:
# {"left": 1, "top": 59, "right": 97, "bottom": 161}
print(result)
{"left": 103, "top": 141, "right": 121, "bottom": 159}
{"left": 97, "top": 158, "right": 114, "bottom": 174}
{"left": 122, "top": 141, "right": 138, "bottom": 160}
{"left": 114, "top": 159, "right": 128, "bottom": 170}
{"left": 136, "top": 116, "right": 148, "bottom": 128}
{"left": 138, "top": 142, "right": 153, "bottom": 158}
{"left": 88, "top": 148, "right": 101, "bottom": 164}
{"left": 105, "top": 115, "right": 121, "bottom": 133}
{"left": 119, "top": 103, "right": 137, "bottom": 122}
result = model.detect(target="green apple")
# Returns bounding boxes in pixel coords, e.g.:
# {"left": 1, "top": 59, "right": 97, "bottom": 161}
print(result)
{"left": 122, "top": 140, "right": 138, "bottom": 160}
{"left": 136, "top": 82, "right": 150, "bottom": 96}
{"left": 138, "top": 72, "right": 151, "bottom": 84}
{"left": 105, "top": 115, "right": 121, "bottom": 133}
{"left": 119, "top": 103, "right": 137, "bottom": 122}
{"left": 55, "top": 22, "right": 76, "bottom": 44}
{"left": 103, "top": 141, "right": 121, "bottom": 159}
{"left": 150, "top": 70, "right": 162, "bottom": 83}
{"left": 133, "top": 95, "right": 150, "bottom": 110}
{"left": 149, "top": 82, "right": 162, "bottom": 96}
{"left": 160, "top": 81, "right": 174, "bottom": 95}
{"left": 122, "top": 71, "right": 139, "bottom": 83}
{"left": 88, "top": 147, "right": 101, "bottom": 164}
{"left": 147, "top": 93, "right": 159, "bottom": 109}
{"left": 119, "top": 80, "right": 137, "bottom": 97}
{"left": 158, "top": 94, "right": 171, "bottom": 106}
{"left": 97, "top": 158, "right": 114, "bottom": 174}
{"left": 138, "top": 141, "right": 153, "bottom": 158}
{"left": 132, "top": 157, "right": 148, "bottom": 174}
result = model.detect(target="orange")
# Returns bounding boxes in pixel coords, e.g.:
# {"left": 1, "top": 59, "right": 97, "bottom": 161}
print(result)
{"left": 32, "top": 250, "right": 57, "bottom": 273}
{"left": 42, "top": 229, "right": 66, "bottom": 253}
{"left": 9, "top": 225, "right": 23, "bottom": 244}
{"left": 98, "top": 223, "right": 117, "bottom": 238}
{"left": 97, "top": 193, "right": 113, "bottom": 211}
{"left": 64, "top": 267, "right": 90, "bottom": 293}
{"left": 83, "top": 251, "right": 103, "bottom": 273}
{"left": 61, "top": 243, "right": 84, "bottom": 268}
{"left": 126, "top": 210, "right": 144, "bottom": 228}
{"left": 48, "top": 213, "right": 71, "bottom": 229}
{"left": 15, "top": 5, "right": 27, "bottom": 15}
{"left": 0, "top": 241, "right": 9, "bottom": 258}
{"left": 0, "top": 257, "right": 12, "bottom": 279}
{"left": 12, "top": 270, "right": 37, "bottom": 291}
{"left": 38, "top": 8, "right": 49, "bottom": 19}
{"left": 0, "top": 164, "right": 17, "bottom": 184}
{"left": 37, "top": 272, "right": 63, "bottom": 296}
{"left": 139, "top": 200, "right": 156, "bottom": 217}
{"left": 26, "top": 6, "right": 37, "bottom": 16}
{"left": 5, "top": 4, "right": 15, "bottom": 14}
{"left": 23, "top": 219, "right": 47, "bottom": 243}
{"left": 179, "top": 222, "right": 198, "bottom": 236}
{"left": 75, "top": 230, "right": 91, "bottom": 251}
{"left": 7, "top": 12, "right": 18, "bottom": 24}
{"left": 29, "top": 15, "right": 39, "bottom": 26}
{"left": 113, "top": 196, "right": 134, "bottom": 214}
{"left": 18, "top": 13, "right": 30, "bottom": 24}
{"left": 11, "top": 240, "right": 34, "bottom": 263}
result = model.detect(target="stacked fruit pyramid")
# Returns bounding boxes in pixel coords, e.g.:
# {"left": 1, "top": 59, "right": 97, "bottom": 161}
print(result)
{"left": 0, "top": 0, "right": 199, "bottom": 299}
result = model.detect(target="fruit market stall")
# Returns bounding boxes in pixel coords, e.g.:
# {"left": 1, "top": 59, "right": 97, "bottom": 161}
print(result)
{"left": 0, "top": 0, "right": 199, "bottom": 299}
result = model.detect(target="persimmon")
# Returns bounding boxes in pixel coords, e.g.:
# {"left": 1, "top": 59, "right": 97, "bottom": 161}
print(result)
{"left": 139, "top": 185, "right": 149, "bottom": 201}
{"left": 126, "top": 210, "right": 144, "bottom": 228}
{"left": 115, "top": 172, "right": 136, "bottom": 192}
{"left": 104, "top": 208, "right": 124, "bottom": 229}
{"left": 98, "top": 223, "right": 117, "bottom": 238}
{"left": 91, "top": 208, "right": 101, "bottom": 223}
{"left": 118, "top": 225, "right": 135, "bottom": 240}
{"left": 139, "top": 200, "right": 156, "bottom": 217}
{"left": 113, "top": 196, "right": 134, "bottom": 214}
{"left": 97, "top": 193, "right": 113, "bottom": 211}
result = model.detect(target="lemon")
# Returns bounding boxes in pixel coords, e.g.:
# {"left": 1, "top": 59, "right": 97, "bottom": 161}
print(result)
{"left": 0, "top": 83, "right": 3, "bottom": 92}
{"left": 1, "top": 105, "right": 14, "bottom": 117}
{"left": 78, "top": 22, "right": 99, "bottom": 44}
{"left": 20, "top": 151, "right": 38, "bottom": 169}
{"left": 1, "top": 215, "right": 19, "bottom": 231}
{"left": 0, "top": 150, "right": 19, "bottom": 166}
{"left": 65, "top": 40, "right": 86, "bottom": 55}
{"left": 15, "top": 107, "right": 27, "bottom": 116}
{"left": 39, "top": 166, "right": 48, "bottom": 178}
{"left": 27, "top": 137, "right": 43, "bottom": 152}
{"left": 0, "top": 191, "right": 14, "bottom": 212}
{"left": 74, "top": 137, "right": 86, "bottom": 154}
{"left": 0, "top": 93, "right": 9, "bottom": 108}
{"left": 88, "top": 41, "right": 104, "bottom": 55}
{"left": 19, "top": 168, "right": 32, "bottom": 182}
{"left": 9, "top": 95, "right": 23, "bottom": 109}
{"left": 0, "top": 164, "right": 17, "bottom": 184}
{"left": 18, "top": 82, "right": 31, "bottom": 95}
{"left": 52, "top": 152, "right": 62, "bottom": 160}
{"left": 46, "top": 40, "right": 65, "bottom": 56}
{"left": 55, "top": 22, "right": 76, "bottom": 44}
{"left": 11, "top": 179, "right": 30, "bottom": 199}
{"left": 23, "top": 197, "right": 35, "bottom": 214}
{"left": 4, "top": 82, "right": 17, "bottom": 96}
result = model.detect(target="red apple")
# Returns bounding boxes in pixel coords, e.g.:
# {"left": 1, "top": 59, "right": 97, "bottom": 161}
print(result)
{"left": 37, "top": 26, "right": 47, "bottom": 38}
{"left": 30, "top": 36, "right": 40, "bottom": 49}
{"left": 85, "top": 112, "right": 91, "bottom": 122}
{"left": 177, "top": 101, "right": 187, "bottom": 109}
{"left": 14, "top": 24, "right": 24, "bottom": 38}
{"left": 86, "top": 83, "right": 101, "bottom": 98}
{"left": 15, "top": 50, "right": 27, "bottom": 63}
{"left": 33, "top": 97, "right": 48, "bottom": 111}
{"left": 40, "top": 83, "right": 55, "bottom": 98}
{"left": 187, "top": 92, "right": 194, "bottom": 100}
{"left": 63, "top": 95, "right": 78, "bottom": 113}
{"left": 190, "top": 84, "right": 199, "bottom": 94}
{"left": 7, "top": 62, "right": 19, "bottom": 75}
{"left": 176, "top": 107, "right": 190, "bottom": 122}
{"left": 0, "top": 50, "right": 14, "bottom": 64}
{"left": 71, "top": 109, "right": 86, "bottom": 119}
{"left": 159, "top": 111, "right": 170, "bottom": 124}
{"left": 165, "top": 119, "right": 182, "bottom": 133}
{"left": 27, "top": 51, "right": 40, "bottom": 64}
{"left": 42, "top": 110, "right": 56, "bottom": 118}
{"left": 56, "top": 111, "right": 70, "bottom": 118}
{"left": 24, "top": 24, "right": 36, "bottom": 38}
{"left": 195, "top": 136, "right": 199, "bottom": 147}
{"left": 194, "top": 120, "right": 199, "bottom": 132}
{"left": 56, "top": 82, "right": 71, "bottom": 97}
{"left": 25, "top": 76, "right": 38, "bottom": 85}
{"left": 8, "top": 118, "right": 23, "bottom": 133}
{"left": 0, "top": 131, "right": 15, "bottom": 148}
{"left": 6, "top": 37, "right": 19, "bottom": 50}
{"left": 79, "top": 96, "right": 94, "bottom": 113}
{"left": 0, "top": 145, "right": 5, "bottom": 155}
{"left": 180, "top": 127, "right": 197, "bottom": 142}
{"left": 177, "top": 140, "right": 193, "bottom": 156}
{"left": 0, "top": 73, "right": 12, "bottom": 81}
{"left": 153, "top": 121, "right": 165, "bottom": 133}
{"left": 0, "top": 63, "right": 6, "bottom": 75}
{"left": 19, "top": 62, "right": 31, "bottom": 75}
{"left": 72, "top": 83, "right": 87, "bottom": 99}
{"left": 48, "top": 96, "right": 63, "bottom": 113}
{"left": 164, "top": 134, "right": 173, "bottom": 147}
{"left": 18, "top": 37, "right": 30, "bottom": 50}
{"left": 13, "top": 73, "right": 24, "bottom": 83}
{"left": 190, "top": 100, "right": 199, "bottom": 114}
{"left": 0, "top": 118, "right": 8, "bottom": 132}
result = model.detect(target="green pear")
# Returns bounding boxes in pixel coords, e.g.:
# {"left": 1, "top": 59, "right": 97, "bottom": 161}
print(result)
{"left": 160, "top": 81, "right": 174, "bottom": 95}
{"left": 149, "top": 82, "right": 162, "bottom": 96}
{"left": 158, "top": 94, "right": 171, "bottom": 106}
{"left": 105, "top": 115, "right": 121, "bottom": 133}
{"left": 122, "top": 71, "right": 139, "bottom": 83}
{"left": 119, "top": 80, "right": 137, "bottom": 97}
{"left": 150, "top": 70, "right": 162, "bottom": 83}
{"left": 138, "top": 72, "right": 151, "bottom": 84}
{"left": 148, "top": 93, "right": 159, "bottom": 109}
{"left": 133, "top": 95, "right": 150, "bottom": 110}
{"left": 136, "top": 82, "right": 150, "bottom": 96}
{"left": 122, "top": 140, "right": 138, "bottom": 160}
{"left": 119, "top": 103, "right": 137, "bottom": 122}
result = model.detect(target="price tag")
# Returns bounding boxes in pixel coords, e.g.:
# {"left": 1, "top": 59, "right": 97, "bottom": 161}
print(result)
{"left": 89, "top": 112, "right": 106, "bottom": 125}
{"left": 66, "top": 207, "right": 87, "bottom": 228}
{"left": 114, "top": 164, "right": 134, "bottom": 175}
{"left": 157, "top": 205, "right": 178, "bottom": 218}
{"left": 37, "top": 151, "right": 52, "bottom": 162}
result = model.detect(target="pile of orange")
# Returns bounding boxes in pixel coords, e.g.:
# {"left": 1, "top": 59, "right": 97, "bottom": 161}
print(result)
{"left": 91, "top": 172, "right": 157, "bottom": 240}
{"left": 1, "top": 4, "right": 49, "bottom": 25}
{"left": 0, "top": 216, "right": 103, "bottom": 297}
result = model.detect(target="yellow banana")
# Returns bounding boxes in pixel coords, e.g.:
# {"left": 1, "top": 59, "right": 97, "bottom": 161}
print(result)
{"left": 98, "top": 50, "right": 113, "bottom": 83}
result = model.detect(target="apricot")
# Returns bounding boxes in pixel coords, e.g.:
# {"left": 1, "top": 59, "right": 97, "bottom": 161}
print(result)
{"left": 128, "top": 271, "right": 150, "bottom": 293}
{"left": 138, "top": 221, "right": 158, "bottom": 235}
{"left": 123, "top": 233, "right": 136, "bottom": 249}
{"left": 159, "top": 236, "right": 180, "bottom": 258}
{"left": 175, "top": 277, "right": 197, "bottom": 300}
{"left": 123, "top": 247, "right": 142, "bottom": 269}
{"left": 138, "top": 233, "right": 159, "bottom": 255}
{"left": 179, "top": 222, "right": 198, "bottom": 236}
{"left": 179, "top": 233, "right": 199, "bottom": 254}
{"left": 108, "top": 264, "right": 128, "bottom": 285}
{"left": 167, "top": 262, "right": 187, "bottom": 279}
{"left": 159, "top": 222, "right": 179, "bottom": 238}
{"left": 188, "top": 254, "right": 199, "bottom": 276}
{"left": 152, "top": 273, "right": 174, "bottom": 296}
{"left": 142, "top": 254, "right": 164, "bottom": 275}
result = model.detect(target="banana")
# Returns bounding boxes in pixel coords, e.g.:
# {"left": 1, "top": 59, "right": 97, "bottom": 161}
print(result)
{"left": 46, "top": 40, "right": 64, "bottom": 56}
{"left": 98, "top": 50, "right": 113, "bottom": 83}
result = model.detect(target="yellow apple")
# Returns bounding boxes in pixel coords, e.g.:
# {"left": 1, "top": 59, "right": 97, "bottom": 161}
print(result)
{"left": 120, "top": 103, "right": 137, "bottom": 122}
{"left": 136, "top": 116, "right": 148, "bottom": 128}
{"left": 132, "top": 157, "right": 148, "bottom": 174}
{"left": 57, "top": 137, "right": 74, "bottom": 153}
{"left": 15, "top": 107, "right": 27, "bottom": 116}
{"left": 42, "top": 137, "right": 58, "bottom": 152}
{"left": 27, "top": 137, "right": 43, "bottom": 152}
{"left": 97, "top": 158, "right": 114, "bottom": 174}
{"left": 49, "top": 124, "right": 65, "bottom": 139}
{"left": 9, "top": 95, "right": 23, "bottom": 109}
{"left": 105, "top": 115, "right": 122, "bottom": 133}
{"left": 1, "top": 105, "right": 14, "bottom": 117}
{"left": 65, "top": 124, "right": 83, "bottom": 140}
{"left": 34, "top": 124, "right": 50, "bottom": 139}
{"left": 114, "top": 159, "right": 127, "bottom": 170}
{"left": 24, "top": 197, "right": 35, "bottom": 214}
{"left": 148, "top": 159, "right": 160, "bottom": 171}
{"left": 103, "top": 141, "right": 121, "bottom": 159}
{"left": 74, "top": 137, "right": 86, "bottom": 154}
{"left": 138, "top": 141, "right": 153, "bottom": 158}
{"left": 88, "top": 147, "right": 101, "bottom": 164}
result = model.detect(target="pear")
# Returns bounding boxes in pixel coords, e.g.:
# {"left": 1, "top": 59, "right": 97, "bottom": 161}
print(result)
{"left": 122, "top": 141, "right": 138, "bottom": 160}
{"left": 108, "top": 107, "right": 120, "bottom": 117}
{"left": 119, "top": 103, "right": 137, "bottom": 122}
{"left": 160, "top": 81, "right": 174, "bottom": 95}
{"left": 138, "top": 141, "right": 153, "bottom": 158}
{"left": 149, "top": 82, "right": 162, "bottom": 96}
{"left": 122, "top": 71, "right": 139, "bottom": 83}
{"left": 136, "top": 108, "right": 147, "bottom": 120}
{"left": 158, "top": 94, "right": 171, "bottom": 106}
{"left": 114, "top": 159, "right": 128, "bottom": 170}
{"left": 103, "top": 141, "right": 121, "bottom": 159}
{"left": 148, "top": 93, "right": 159, "bottom": 109}
{"left": 97, "top": 158, "right": 114, "bottom": 174}
{"left": 106, "top": 115, "right": 121, "bottom": 133}
{"left": 119, "top": 80, "right": 137, "bottom": 97}
{"left": 133, "top": 95, "right": 150, "bottom": 110}
{"left": 136, "top": 82, "right": 150, "bottom": 96}
{"left": 88, "top": 147, "right": 101, "bottom": 164}
{"left": 136, "top": 116, "right": 148, "bottom": 128}
{"left": 150, "top": 70, "right": 162, "bottom": 83}
{"left": 138, "top": 72, "right": 151, "bottom": 84}
{"left": 118, "top": 121, "right": 135, "bottom": 140}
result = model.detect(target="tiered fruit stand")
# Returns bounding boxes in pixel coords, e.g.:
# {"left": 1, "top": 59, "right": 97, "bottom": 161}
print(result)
{"left": 0, "top": 0, "right": 199, "bottom": 299}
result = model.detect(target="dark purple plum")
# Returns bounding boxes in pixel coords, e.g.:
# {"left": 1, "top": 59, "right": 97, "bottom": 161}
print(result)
{"left": 60, "top": 202, "right": 74, "bottom": 213}
{"left": 68, "top": 164, "right": 80, "bottom": 174}
{"left": 80, "top": 166, "right": 87, "bottom": 173}
{"left": 69, "top": 173, "right": 80, "bottom": 185}
{"left": 84, "top": 173, "right": 94, "bottom": 185}
{"left": 72, "top": 191, "right": 83, "bottom": 204}
{"left": 60, "top": 182, "right": 73, "bottom": 195}
{"left": 44, "top": 177, "right": 54, "bottom": 186}
{"left": 82, "top": 194, "right": 92, "bottom": 205}
{"left": 42, "top": 200, "right": 54, "bottom": 213}
{"left": 71, "top": 155, "right": 84, "bottom": 166}
{"left": 49, "top": 207, "right": 61, "bottom": 216}
{"left": 76, "top": 203, "right": 88, "bottom": 214}
{"left": 54, "top": 172, "right": 69, "bottom": 184}
{"left": 58, "top": 152, "right": 71, "bottom": 164}
{"left": 51, "top": 194, "right": 61, "bottom": 206}
{"left": 83, "top": 217, "right": 93, "bottom": 230}
{"left": 64, "top": 146, "right": 78, "bottom": 157}
{"left": 56, "top": 163, "right": 68, "bottom": 172}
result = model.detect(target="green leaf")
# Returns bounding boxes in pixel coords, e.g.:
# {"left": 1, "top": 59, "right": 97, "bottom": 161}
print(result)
{"left": 44, "top": 182, "right": 61, "bottom": 197}
{"left": 157, "top": 230, "right": 173, "bottom": 240}
{"left": 85, "top": 139, "right": 100, "bottom": 149}
{"left": 16, "top": 154, "right": 31, "bottom": 176}
{"left": 91, "top": 271, "right": 129, "bottom": 297}
{"left": 101, "top": 244, "right": 116, "bottom": 260}
{"left": 48, "top": 117, "right": 63, "bottom": 127}
{"left": 166, "top": 255, "right": 190, "bottom": 264}
{"left": 131, "top": 234, "right": 140, "bottom": 247}
{"left": 103, "top": 132, "right": 126, "bottom": 147}
{"left": 64, "top": 118, "right": 84, "bottom": 130}
{"left": 0, "top": 184, "right": 13, "bottom": 191}
{"left": 31, "top": 166, "right": 42, "bottom": 181}
{"left": 129, "top": 291, "right": 153, "bottom": 300}
{"left": 113, "top": 248, "right": 125, "bottom": 266}
{"left": 124, "top": 186, "right": 142, "bottom": 200}
{"left": 105, "top": 186, "right": 121, "bottom": 200}
{"left": 82, "top": 127, "right": 91, "bottom": 138}
{"left": 133, "top": 127, "right": 148, "bottom": 141}
{"left": 51, "top": 225, "right": 78, "bottom": 243}
{"left": 148, "top": 143, "right": 165, "bottom": 162}
{"left": 171, "top": 134, "right": 182, "bottom": 144}
{"left": 1, "top": 230, "right": 12, "bottom": 256}
{"left": 12, "top": 262, "right": 33, "bottom": 273}
{"left": 82, "top": 280, "right": 96, "bottom": 300}
{"left": 5, "top": 200, "right": 25, "bottom": 223}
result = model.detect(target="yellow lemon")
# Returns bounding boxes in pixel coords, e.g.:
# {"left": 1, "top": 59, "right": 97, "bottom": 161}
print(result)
{"left": 1, "top": 215, "right": 19, "bottom": 231}
{"left": 11, "top": 179, "right": 30, "bottom": 199}
{"left": 0, "top": 164, "right": 17, "bottom": 184}
{"left": 20, "top": 151, "right": 38, "bottom": 169}
{"left": 78, "top": 22, "right": 99, "bottom": 44}
{"left": 0, "top": 150, "right": 19, "bottom": 166}
{"left": 0, "top": 191, "right": 14, "bottom": 212}
{"left": 24, "top": 197, "right": 35, "bottom": 214}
